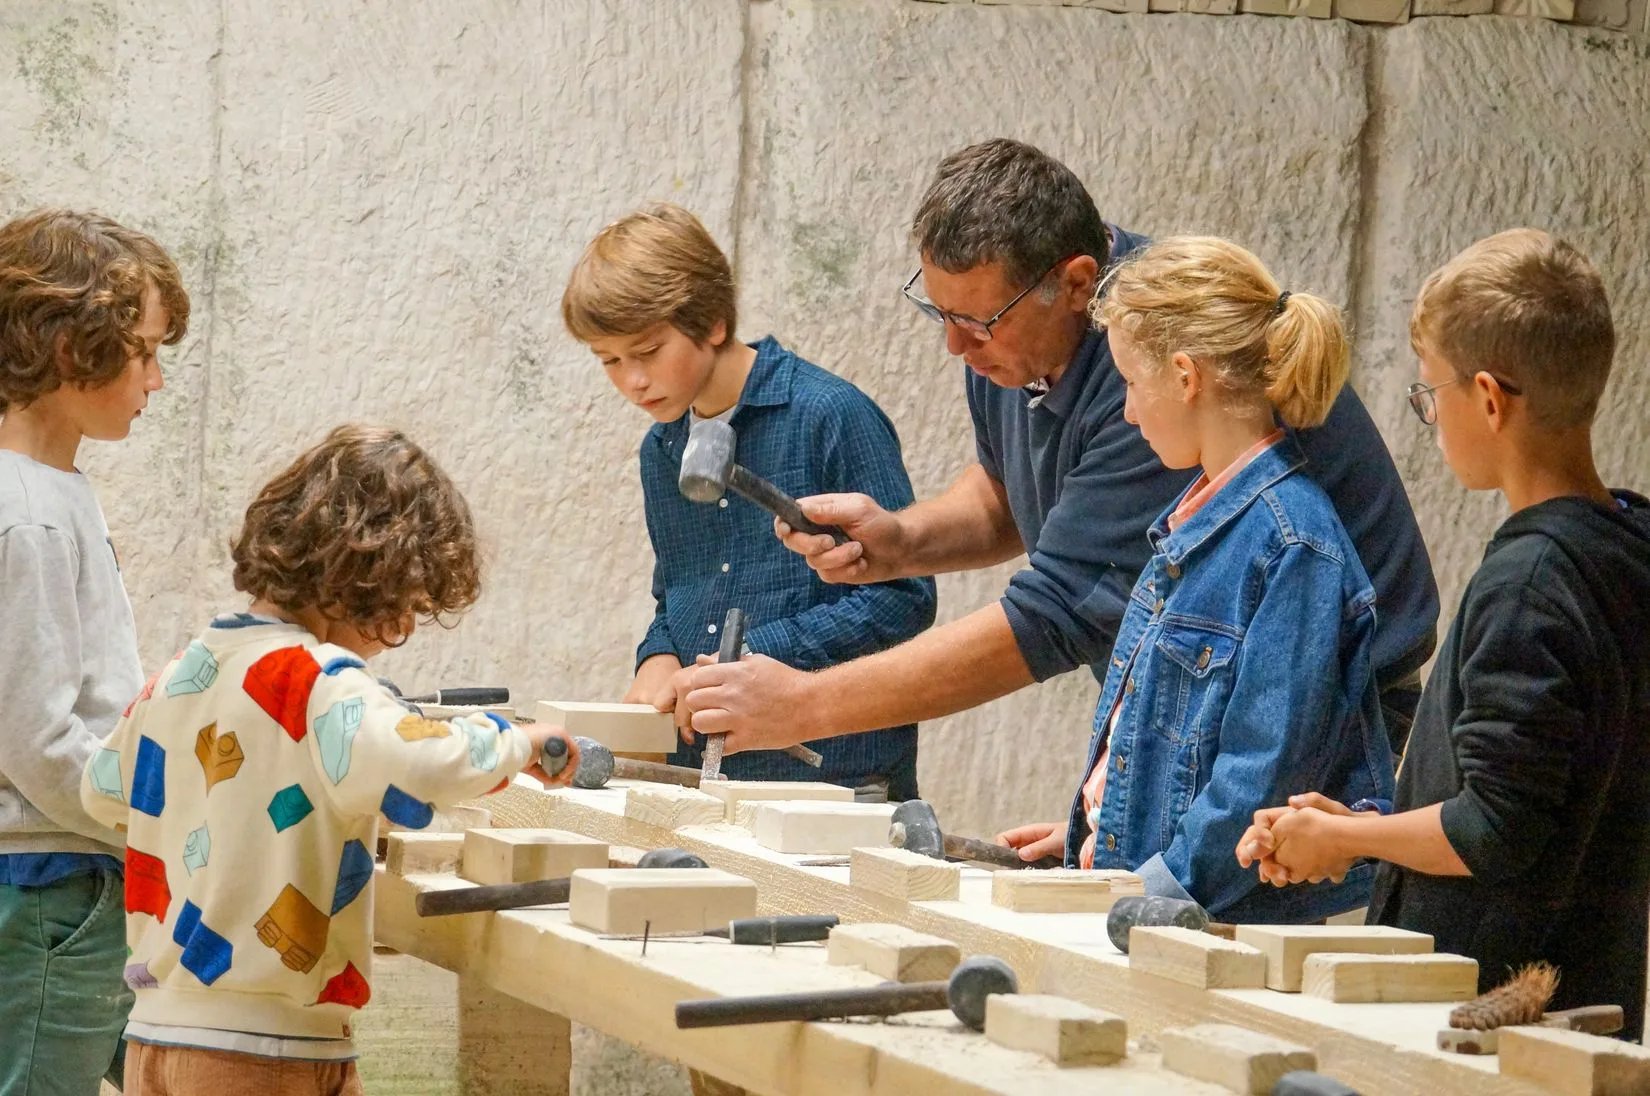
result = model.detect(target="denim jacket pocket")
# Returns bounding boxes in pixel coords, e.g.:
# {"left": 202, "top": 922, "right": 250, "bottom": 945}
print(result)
{"left": 1151, "top": 623, "right": 1241, "bottom": 749}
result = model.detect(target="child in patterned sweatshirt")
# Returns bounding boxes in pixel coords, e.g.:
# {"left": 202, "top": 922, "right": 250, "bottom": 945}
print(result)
{"left": 81, "top": 423, "right": 576, "bottom": 1095}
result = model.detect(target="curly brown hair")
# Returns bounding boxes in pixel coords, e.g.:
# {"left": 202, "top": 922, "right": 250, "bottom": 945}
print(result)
{"left": 230, "top": 425, "right": 482, "bottom": 646}
{"left": 0, "top": 208, "right": 190, "bottom": 412}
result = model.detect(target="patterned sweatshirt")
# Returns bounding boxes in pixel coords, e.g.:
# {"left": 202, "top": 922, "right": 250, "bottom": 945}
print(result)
{"left": 80, "top": 613, "right": 533, "bottom": 1053}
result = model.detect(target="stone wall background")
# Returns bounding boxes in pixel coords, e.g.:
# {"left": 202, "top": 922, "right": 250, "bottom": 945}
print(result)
{"left": 4, "top": 0, "right": 1647, "bottom": 841}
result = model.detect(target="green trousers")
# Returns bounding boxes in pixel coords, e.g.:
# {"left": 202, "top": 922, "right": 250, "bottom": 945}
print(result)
{"left": 0, "top": 870, "right": 132, "bottom": 1095}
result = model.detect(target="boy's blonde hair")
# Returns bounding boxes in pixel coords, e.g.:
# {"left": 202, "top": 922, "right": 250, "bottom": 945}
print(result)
{"left": 0, "top": 208, "right": 190, "bottom": 413}
{"left": 1410, "top": 228, "right": 1613, "bottom": 431}
{"left": 561, "top": 203, "right": 736, "bottom": 344}
{"left": 1093, "top": 236, "right": 1347, "bottom": 430}
{"left": 230, "top": 425, "right": 481, "bottom": 647}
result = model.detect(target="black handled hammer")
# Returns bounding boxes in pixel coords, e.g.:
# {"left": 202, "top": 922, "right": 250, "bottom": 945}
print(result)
{"left": 678, "top": 418, "right": 848, "bottom": 545}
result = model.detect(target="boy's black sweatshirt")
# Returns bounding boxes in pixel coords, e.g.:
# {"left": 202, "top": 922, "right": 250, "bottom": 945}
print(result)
{"left": 1368, "top": 490, "right": 1650, "bottom": 1041}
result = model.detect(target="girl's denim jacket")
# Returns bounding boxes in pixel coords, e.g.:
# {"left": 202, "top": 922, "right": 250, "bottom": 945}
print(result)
{"left": 1063, "top": 437, "right": 1396, "bottom": 923}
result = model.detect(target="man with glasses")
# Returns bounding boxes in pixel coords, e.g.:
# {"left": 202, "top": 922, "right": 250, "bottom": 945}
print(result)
{"left": 684, "top": 138, "right": 1439, "bottom": 802}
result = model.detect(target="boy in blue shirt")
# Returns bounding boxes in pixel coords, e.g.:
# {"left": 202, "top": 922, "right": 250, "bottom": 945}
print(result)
{"left": 561, "top": 203, "right": 936, "bottom": 798}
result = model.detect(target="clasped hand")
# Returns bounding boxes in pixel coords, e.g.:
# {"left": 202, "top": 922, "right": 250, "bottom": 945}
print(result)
{"left": 1235, "top": 792, "right": 1360, "bottom": 886}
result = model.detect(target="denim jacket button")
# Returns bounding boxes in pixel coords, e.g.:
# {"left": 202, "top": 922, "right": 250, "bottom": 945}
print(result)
{"left": 1105, "top": 833, "right": 1116, "bottom": 851}
{"left": 1114, "top": 754, "right": 1126, "bottom": 773}
{"left": 1167, "top": 562, "right": 1182, "bottom": 579}
{"left": 1197, "top": 647, "right": 1211, "bottom": 670}
{"left": 1125, "top": 677, "right": 1135, "bottom": 695}
{"left": 1153, "top": 598, "right": 1165, "bottom": 614}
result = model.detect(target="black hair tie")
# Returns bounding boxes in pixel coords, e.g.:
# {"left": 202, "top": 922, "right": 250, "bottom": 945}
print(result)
{"left": 1273, "top": 290, "right": 1292, "bottom": 317}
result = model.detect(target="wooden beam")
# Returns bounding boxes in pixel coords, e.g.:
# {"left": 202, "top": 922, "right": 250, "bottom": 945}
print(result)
{"left": 697, "top": 780, "right": 853, "bottom": 821}
{"left": 1130, "top": 928, "right": 1268, "bottom": 990}
{"left": 989, "top": 869, "right": 1143, "bottom": 913}
{"left": 535, "top": 701, "right": 676, "bottom": 753}
{"left": 1160, "top": 1023, "right": 1316, "bottom": 1095}
{"left": 828, "top": 922, "right": 961, "bottom": 983}
{"left": 985, "top": 994, "right": 1128, "bottom": 1066}
{"left": 750, "top": 801, "right": 895, "bottom": 855}
{"left": 1233, "top": 926, "right": 1434, "bottom": 992}
{"left": 850, "top": 847, "right": 961, "bottom": 902}
{"left": 460, "top": 829, "right": 607, "bottom": 885}
{"left": 623, "top": 785, "right": 724, "bottom": 830}
{"left": 567, "top": 867, "right": 757, "bottom": 934}
{"left": 1498, "top": 1026, "right": 1650, "bottom": 1096}
{"left": 1301, "top": 953, "right": 1478, "bottom": 1004}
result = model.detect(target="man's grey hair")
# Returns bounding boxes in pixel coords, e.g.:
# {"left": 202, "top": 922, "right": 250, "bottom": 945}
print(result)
{"left": 912, "top": 138, "right": 1111, "bottom": 291}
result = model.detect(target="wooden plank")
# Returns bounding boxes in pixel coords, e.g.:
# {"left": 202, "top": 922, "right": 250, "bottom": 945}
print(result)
{"left": 828, "top": 922, "right": 961, "bottom": 983}
{"left": 698, "top": 780, "right": 854, "bottom": 821}
{"left": 375, "top": 869, "right": 1237, "bottom": 1096}
{"left": 457, "top": 973, "right": 570, "bottom": 1095}
{"left": 1160, "top": 1023, "right": 1317, "bottom": 1095}
{"left": 985, "top": 994, "right": 1128, "bottom": 1066}
{"left": 1131, "top": 927, "right": 1268, "bottom": 990}
{"left": 623, "top": 785, "right": 724, "bottom": 830}
{"left": 1301, "top": 953, "right": 1479, "bottom": 1004}
{"left": 1498, "top": 1026, "right": 1650, "bottom": 1096}
{"left": 567, "top": 867, "right": 757, "bottom": 934}
{"left": 750, "top": 801, "right": 896, "bottom": 855}
{"left": 535, "top": 701, "right": 676, "bottom": 753}
{"left": 460, "top": 829, "right": 608, "bottom": 885}
{"left": 385, "top": 832, "right": 464, "bottom": 876}
{"left": 850, "top": 847, "right": 962, "bottom": 902}
{"left": 1234, "top": 926, "right": 1433, "bottom": 992}
{"left": 465, "top": 781, "right": 1552, "bottom": 1096}
{"left": 989, "top": 869, "right": 1143, "bottom": 914}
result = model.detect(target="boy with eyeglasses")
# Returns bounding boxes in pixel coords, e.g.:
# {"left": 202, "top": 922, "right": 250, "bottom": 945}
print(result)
{"left": 1237, "top": 229, "right": 1650, "bottom": 1039}
{"left": 560, "top": 203, "right": 935, "bottom": 799}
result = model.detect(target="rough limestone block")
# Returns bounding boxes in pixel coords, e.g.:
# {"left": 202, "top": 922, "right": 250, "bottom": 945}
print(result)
{"left": 827, "top": 923, "right": 961, "bottom": 983}
{"left": 1130, "top": 927, "right": 1267, "bottom": 989}
{"left": 985, "top": 994, "right": 1128, "bottom": 1067}
{"left": 1572, "top": 0, "right": 1646, "bottom": 30}
{"left": 1409, "top": 0, "right": 1493, "bottom": 13}
{"left": 1161, "top": 1024, "right": 1317, "bottom": 1095}
{"left": 460, "top": 829, "right": 608, "bottom": 885}
{"left": 1301, "top": 952, "right": 1479, "bottom": 1003}
{"left": 386, "top": 832, "right": 465, "bottom": 876}
{"left": 535, "top": 702, "right": 675, "bottom": 754}
{"left": 750, "top": 801, "right": 897, "bottom": 855}
{"left": 623, "top": 785, "right": 725, "bottom": 830}
{"left": 1499, "top": 1025, "right": 1650, "bottom": 1096}
{"left": 1333, "top": 0, "right": 1411, "bottom": 19}
{"left": 1072, "top": 0, "right": 1151, "bottom": 10}
{"left": 1493, "top": 0, "right": 1577, "bottom": 15}
{"left": 567, "top": 868, "right": 757, "bottom": 935}
{"left": 1234, "top": 925, "right": 1434, "bottom": 991}
{"left": 1239, "top": 0, "right": 1333, "bottom": 14}
{"left": 850, "top": 847, "right": 962, "bottom": 902}
{"left": 989, "top": 869, "right": 1144, "bottom": 913}
{"left": 697, "top": 779, "right": 853, "bottom": 821}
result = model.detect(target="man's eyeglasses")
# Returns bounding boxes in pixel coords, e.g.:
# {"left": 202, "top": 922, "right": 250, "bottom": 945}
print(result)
{"left": 1406, "top": 374, "right": 1522, "bottom": 425}
{"left": 901, "top": 254, "right": 1079, "bottom": 342}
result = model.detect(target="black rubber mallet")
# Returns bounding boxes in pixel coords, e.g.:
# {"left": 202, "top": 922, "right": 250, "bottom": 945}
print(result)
{"left": 1105, "top": 895, "right": 1239, "bottom": 953}
{"left": 678, "top": 418, "right": 847, "bottom": 544}
{"left": 1272, "top": 1072, "right": 1363, "bottom": 1096}
{"left": 549, "top": 737, "right": 703, "bottom": 790}
{"left": 889, "top": 800, "right": 1061, "bottom": 871}
{"left": 675, "top": 954, "right": 1017, "bottom": 1032}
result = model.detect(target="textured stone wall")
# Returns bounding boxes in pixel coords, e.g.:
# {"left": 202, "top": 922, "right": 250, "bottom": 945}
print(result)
{"left": 4, "top": 1, "right": 1647, "bottom": 840}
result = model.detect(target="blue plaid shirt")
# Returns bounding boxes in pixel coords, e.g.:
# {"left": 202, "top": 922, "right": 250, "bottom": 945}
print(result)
{"left": 637, "top": 337, "right": 936, "bottom": 791}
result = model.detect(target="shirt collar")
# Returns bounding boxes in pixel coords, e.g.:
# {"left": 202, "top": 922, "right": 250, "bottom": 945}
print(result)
{"left": 734, "top": 336, "right": 795, "bottom": 410}
{"left": 1150, "top": 435, "right": 1307, "bottom": 563}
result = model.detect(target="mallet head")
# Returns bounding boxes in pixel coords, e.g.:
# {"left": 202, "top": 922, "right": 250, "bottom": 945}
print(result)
{"left": 678, "top": 418, "right": 736, "bottom": 503}
{"left": 946, "top": 955, "right": 1018, "bottom": 1031}
{"left": 570, "top": 737, "right": 614, "bottom": 789}
{"left": 888, "top": 799, "right": 945, "bottom": 860}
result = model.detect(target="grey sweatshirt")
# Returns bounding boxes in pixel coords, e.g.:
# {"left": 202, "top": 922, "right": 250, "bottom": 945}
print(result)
{"left": 0, "top": 450, "right": 140, "bottom": 855}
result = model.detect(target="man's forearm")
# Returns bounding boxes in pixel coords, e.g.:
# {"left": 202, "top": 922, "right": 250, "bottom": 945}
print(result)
{"left": 897, "top": 464, "right": 1023, "bottom": 578}
{"left": 1330, "top": 803, "right": 1470, "bottom": 877}
{"left": 799, "top": 602, "right": 1035, "bottom": 736}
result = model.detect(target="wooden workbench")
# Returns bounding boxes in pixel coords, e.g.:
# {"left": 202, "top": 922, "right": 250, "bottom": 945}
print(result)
{"left": 441, "top": 777, "right": 1552, "bottom": 1096}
